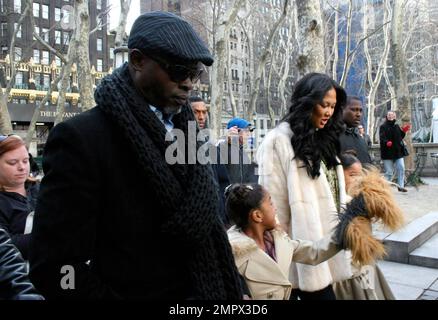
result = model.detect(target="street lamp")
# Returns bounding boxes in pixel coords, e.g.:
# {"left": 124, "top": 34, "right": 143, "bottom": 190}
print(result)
{"left": 113, "top": 45, "right": 129, "bottom": 69}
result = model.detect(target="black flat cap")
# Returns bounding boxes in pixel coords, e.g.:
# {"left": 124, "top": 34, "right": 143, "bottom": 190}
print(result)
{"left": 128, "top": 11, "right": 214, "bottom": 66}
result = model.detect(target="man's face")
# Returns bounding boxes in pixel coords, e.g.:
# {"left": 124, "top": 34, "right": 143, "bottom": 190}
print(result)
{"left": 387, "top": 111, "right": 396, "bottom": 121}
{"left": 343, "top": 99, "right": 363, "bottom": 127}
{"left": 131, "top": 51, "right": 204, "bottom": 114}
{"left": 191, "top": 101, "right": 208, "bottom": 129}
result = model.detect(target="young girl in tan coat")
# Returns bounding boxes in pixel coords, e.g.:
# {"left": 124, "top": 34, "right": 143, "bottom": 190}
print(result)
{"left": 226, "top": 183, "right": 342, "bottom": 300}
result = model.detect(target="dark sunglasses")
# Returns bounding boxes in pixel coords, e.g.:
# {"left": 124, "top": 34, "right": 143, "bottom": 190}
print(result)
{"left": 148, "top": 55, "right": 204, "bottom": 83}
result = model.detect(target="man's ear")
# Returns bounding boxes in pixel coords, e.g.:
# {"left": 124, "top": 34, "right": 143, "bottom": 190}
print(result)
{"left": 129, "top": 49, "right": 147, "bottom": 71}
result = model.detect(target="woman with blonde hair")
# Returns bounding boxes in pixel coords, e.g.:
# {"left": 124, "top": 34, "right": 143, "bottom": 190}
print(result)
{"left": 0, "top": 134, "right": 39, "bottom": 259}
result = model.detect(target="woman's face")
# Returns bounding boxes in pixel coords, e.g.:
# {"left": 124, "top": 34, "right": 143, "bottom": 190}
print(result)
{"left": 0, "top": 145, "right": 30, "bottom": 189}
{"left": 312, "top": 88, "right": 337, "bottom": 129}
{"left": 344, "top": 161, "right": 362, "bottom": 193}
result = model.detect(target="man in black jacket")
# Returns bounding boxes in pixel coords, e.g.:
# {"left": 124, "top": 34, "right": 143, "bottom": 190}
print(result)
{"left": 379, "top": 111, "right": 410, "bottom": 192}
{"left": 29, "top": 12, "right": 243, "bottom": 300}
{"left": 339, "top": 96, "right": 372, "bottom": 165}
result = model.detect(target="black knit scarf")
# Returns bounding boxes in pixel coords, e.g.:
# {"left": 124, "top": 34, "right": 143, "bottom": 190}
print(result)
{"left": 94, "top": 63, "right": 242, "bottom": 299}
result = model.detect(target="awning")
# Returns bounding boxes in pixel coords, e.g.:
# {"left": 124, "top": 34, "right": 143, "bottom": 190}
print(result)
{"left": 8, "top": 103, "right": 82, "bottom": 123}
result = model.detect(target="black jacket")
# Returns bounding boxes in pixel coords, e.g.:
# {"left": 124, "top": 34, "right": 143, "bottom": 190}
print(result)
{"left": 0, "top": 227, "right": 43, "bottom": 300}
{"left": 339, "top": 127, "right": 372, "bottom": 164}
{"left": 0, "top": 182, "right": 39, "bottom": 259}
{"left": 217, "top": 140, "right": 258, "bottom": 185}
{"left": 29, "top": 64, "right": 242, "bottom": 300}
{"left": 379, "top": 120, "right": 406, "bottom": 160}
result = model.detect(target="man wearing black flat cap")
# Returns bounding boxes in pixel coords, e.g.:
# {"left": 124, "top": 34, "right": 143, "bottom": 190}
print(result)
{"left": 29, "top": 11, "right": 243, "bottom": 300}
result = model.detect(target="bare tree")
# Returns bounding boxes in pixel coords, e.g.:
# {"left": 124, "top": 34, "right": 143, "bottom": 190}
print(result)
{"left": 208, "top": 0, "right": 247, "bottom": 140}
{"left": 246, "top": 0, "right": 290, "bottom": 122}
{"left": 114, "top": 0, "right": 132, "bottom": 47}
{"left": 390, "top": 0, "right": 414, "bottom": 170}
{"left": 0, "top": 1, "right": 32, "bottom": 134}
{"left": 295, "top": 0, "right": 325, "bottom": 75}
{"left": 75, "top": 0, "right": 94, "bottom": 111}
{"left": 364, "top": 0, "right": 392, "bottom": 141}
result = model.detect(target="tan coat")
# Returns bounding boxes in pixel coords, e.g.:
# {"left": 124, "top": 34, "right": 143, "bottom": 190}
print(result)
{"left": 227, "top": 226, "right": 340, "bottom": 300}
{"left": 257, "top": 122, "right": 353, "bottom": 292}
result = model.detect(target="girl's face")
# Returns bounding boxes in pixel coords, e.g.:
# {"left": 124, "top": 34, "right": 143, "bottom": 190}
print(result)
{"left": 0, "top": 145, "right": 30, "bottom": 189}
{"left": 258, "top": 191, "right": 277, "bottom": 230}
{"left": 344, "top": 162, "right": 362, "bottom": 192}
{"left": 312, "top": 87, "right": 337, "bottom": 129}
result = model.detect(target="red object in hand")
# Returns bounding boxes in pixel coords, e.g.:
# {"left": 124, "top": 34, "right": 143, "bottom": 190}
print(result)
{"left": 386, "top": 141, "right": 393, "bottom": 147}
{"left": 402, "top": 124, "right": 411, "bottom": 133}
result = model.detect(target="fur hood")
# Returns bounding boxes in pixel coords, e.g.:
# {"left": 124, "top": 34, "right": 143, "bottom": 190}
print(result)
{"left": 227, "top": 226, "right": 287, "bottom": 259}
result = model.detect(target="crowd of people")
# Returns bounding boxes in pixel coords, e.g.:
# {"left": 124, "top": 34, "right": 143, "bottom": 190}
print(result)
{"left": 0, "top": 11, "right": 409, "bottom": 300}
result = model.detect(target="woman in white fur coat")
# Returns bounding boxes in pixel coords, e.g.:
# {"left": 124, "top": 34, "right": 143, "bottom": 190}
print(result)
{"left": 257, "top": 73, "right": 353, "bottom": 300}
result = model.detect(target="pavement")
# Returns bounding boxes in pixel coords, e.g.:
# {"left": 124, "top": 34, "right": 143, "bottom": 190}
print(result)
{"left": 376, "top": 176, "right": 438, "bottom": 300}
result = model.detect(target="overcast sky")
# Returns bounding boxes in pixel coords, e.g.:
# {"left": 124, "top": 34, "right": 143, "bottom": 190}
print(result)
{"left": 108, "top": 0, "right": 141, "bottom": 34}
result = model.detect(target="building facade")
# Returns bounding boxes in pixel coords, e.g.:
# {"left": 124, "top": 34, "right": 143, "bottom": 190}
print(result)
{"left": 0, "top": 0, "right": 113, "bottom": 154}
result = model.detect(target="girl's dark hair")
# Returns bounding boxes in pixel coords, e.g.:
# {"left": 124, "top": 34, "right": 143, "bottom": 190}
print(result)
{"left": 339, "top": 150, "right": 360, "bottom": 169}
{"left": 225, "top": 183, "right": 265, "bottom": 230}
{"left": 282, "top": 73, "right": 346, "bottom": 179}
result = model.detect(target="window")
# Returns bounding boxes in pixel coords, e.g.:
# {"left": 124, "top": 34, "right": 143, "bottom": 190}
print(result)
{"left": 1, "top": 23, "right": 7, "bottom": 37}
{"left": 43, "top": 74, "right": 50, "bottom": 89}
{"left": 0, "top": 0, "right": 5, "bottom": 13}
{"left": 14, "top": 0, "right": 21, "bottom": 13}
{"left": 97, "top": 59, "right": 103, "bottom": 72}
{"left": 33, "top": 26, "right": 40, "bottom": 40}
{"left": 97, "top": 38, "right": 102, "bottom": 51}
{"left": 62, "top": 8, "right": 71, "bottom": 26}
{"left": 55, "top": 56, "right": 61, "bottom": 66}
{"left": 109, "top": 47, "right": 114, "bottom": 60}
{"left": 33, "top": 3, "right": 39, "bottom": 17}
{"left": 42, "top": 4, "right": 49, "bottom": 19}
{"left": 55, "top": 30, "right": 61, "bottom": 44}
{"left": 15, "top": 71, "right": 23, "bottom": 85}
{"left": 33, "top": 49, "right": 40, "bottom": 63}
{"left": 97, "top": 0, "right": 102, "bottom": 10}
{"left": 14, "top": 23, "right": 21, "bottom": 38}
{"left": 42, "top": 28, "right": 49, "bottom": 42}
{"left": 55, "top": 8, "right": 61, "bottom": 21}
{"left": 41, "top": 50, "right": 49, "bottom": 65}
{"left": 14, "top": 47, "right": 22, "bottom": 61}
{"left": 63, "top": 32, "right": 70, "bottom": 45}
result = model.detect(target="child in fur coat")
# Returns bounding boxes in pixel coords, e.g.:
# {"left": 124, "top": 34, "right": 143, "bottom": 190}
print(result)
{"left": 333, "top": 152, "right": 404, "bottom": 300}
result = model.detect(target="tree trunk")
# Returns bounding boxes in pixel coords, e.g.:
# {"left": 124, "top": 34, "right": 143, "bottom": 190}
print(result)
{"left": 295, "top": 0, "right": 325, "bottom": 76}
{"left": 390, "top": 0, "right": 414, "bottom": 170}
{"left": 75, "top": 0, "right": 95, "bottom": 111}
{"left": 364, "top": 0, "right": 391, "bottom": 142}
{"left": 246, "top": 0, "right": 290, "bottom": 122}
{"left": 114, "top": 0, "right": 132, "bottom": 47}
{"left": 209, "top": 0, "right": 246, "bottom": 141}
{"left": 0, "top": 2, "right": 31, "bottom": 134}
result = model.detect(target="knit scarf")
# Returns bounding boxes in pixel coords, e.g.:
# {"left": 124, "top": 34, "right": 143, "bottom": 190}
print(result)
{"left": 94, "top": 63, "right": 242, "bottom": 299}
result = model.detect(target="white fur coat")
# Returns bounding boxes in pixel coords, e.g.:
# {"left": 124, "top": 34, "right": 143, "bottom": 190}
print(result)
{"left": 256, "top": 122, "right": 353, "bottom": 292}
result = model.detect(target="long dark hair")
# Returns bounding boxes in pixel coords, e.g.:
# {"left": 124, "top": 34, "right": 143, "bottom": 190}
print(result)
{"left": 282, "top": 73, "right": 346, "bottom": 179}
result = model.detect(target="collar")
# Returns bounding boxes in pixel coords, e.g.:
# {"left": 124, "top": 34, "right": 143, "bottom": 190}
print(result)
{"left": 149, "top": 105, "right": 182, "bottom": 133}
{"left": 345, "top": 126, "right": 359, "bottom": 136}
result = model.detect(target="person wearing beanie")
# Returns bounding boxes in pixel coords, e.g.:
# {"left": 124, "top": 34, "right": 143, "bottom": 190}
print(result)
{"left": 29, "top": 11, "right": 243, "bottom": 300}
{"left": 379, "top": 111, "right": 410, "bottom": 192}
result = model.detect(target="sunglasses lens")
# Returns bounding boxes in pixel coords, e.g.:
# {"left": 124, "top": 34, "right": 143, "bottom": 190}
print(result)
{"left": 170, "top": 66, "right": 203, "bottom": 82}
